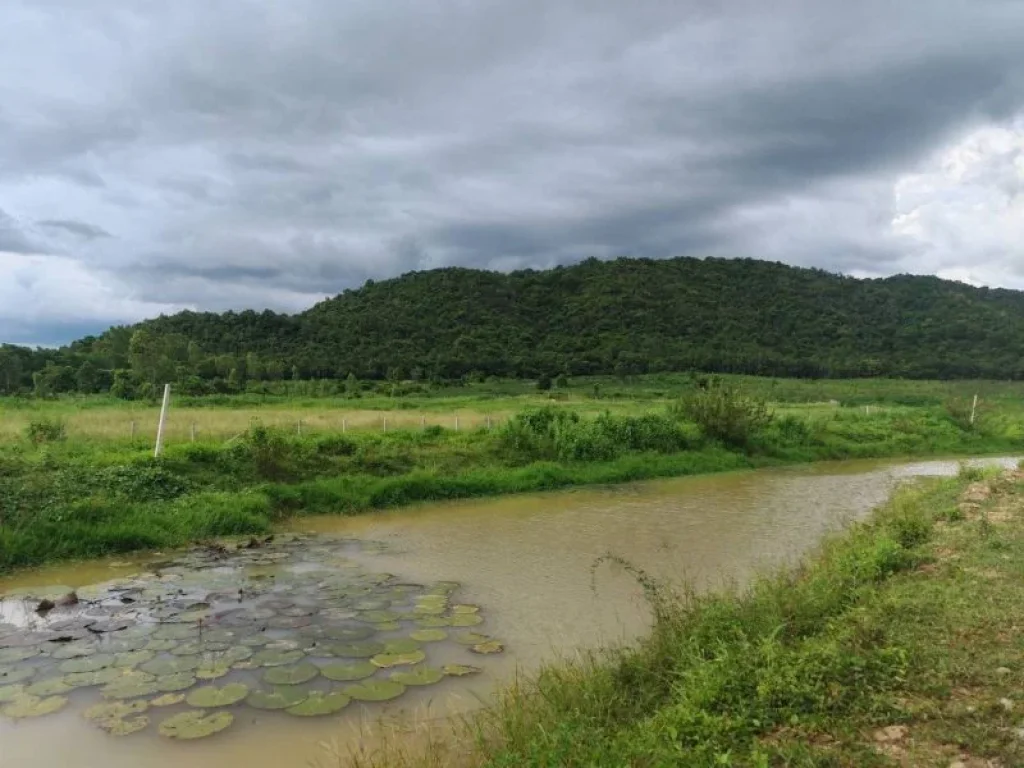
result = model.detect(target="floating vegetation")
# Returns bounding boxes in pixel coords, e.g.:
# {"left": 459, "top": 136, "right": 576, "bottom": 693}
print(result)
{"left": 285, "top": 690, "right": 351, "bottom": 717}
{"left": 390, "top": 666, "right": 444, "bottom": 686}
{"left": 0, "top": 534, "right": 502, "bottom": 738}
{"left": 186, "top": 683, "right": 249, "bottom": 708}
{"left": 343, "top": 680, "right": 406, "bottom": 702}
{"left": 159, "top": 710, "right": 234, "bottom": 740}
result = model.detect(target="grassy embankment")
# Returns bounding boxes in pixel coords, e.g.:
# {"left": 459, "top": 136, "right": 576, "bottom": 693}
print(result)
{"left": 1, "top": 375, "right": 1022, "bottom": 573}
{"left": 383, "top": 466, "right": 1024, "bottom": 767}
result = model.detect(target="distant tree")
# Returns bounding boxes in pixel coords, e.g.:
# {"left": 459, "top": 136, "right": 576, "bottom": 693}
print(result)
{"left": 227, "top": 368, "right": 242, "bottom": 391}
{"left": 75, "top": 361, "right": 100, "bottom": 393}
{"left": 345, "top": 372, "right": 359, "bottom": 394}
{"left": 555, "top": 372, "right": 569, "bottom": 389}
{"left": 536, "top": 373, "right": 553, "bottom": 392}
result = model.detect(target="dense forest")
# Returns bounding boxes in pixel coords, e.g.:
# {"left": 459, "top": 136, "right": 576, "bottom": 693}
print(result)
{"left": 4, "top": 256, "right": 1024, "bottom": 398}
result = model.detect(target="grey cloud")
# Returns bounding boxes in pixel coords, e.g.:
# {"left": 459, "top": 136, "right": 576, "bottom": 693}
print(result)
{"left": 1, "top": 0, "right": 1024, "bottom": 344}
{"left": 38, "top": 219, "right": 111, "bottom": 240}
{"left": 0, "top": 208, "right": 38, "bottom": 253}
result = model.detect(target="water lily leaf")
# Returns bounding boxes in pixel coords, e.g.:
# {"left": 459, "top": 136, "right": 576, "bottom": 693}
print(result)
{"left": 153, "top": 625, "right": 195, "bottom": 641}
{"left": 59, "top": 654, "right": 116, "bottom": 674}
{"left": 357, "top": 610, "right": 400, "bottom": 624}
{"left": 171, "top": 641, "right": 230, "bottom": 656}
{"left": 450, "top": 604, "right": 480, "bottom": 615}
{"left": 322, "top": 642, "right": 384, "bottom": 659}
{"left": 413, "top": 617, "right": 450, "bottom": 628}
{"left": 412, "top": 605, "right": 446, "bottom": 616}
{"left": 63, "top": 667, "right": 126, "bottom": 688}
{"left": 140, "top": 656, "right": 200, "bottom": 676}
{"left": 442, "top": 664, "right": 481, "bottom": 677}
{"left": 0, "top": 684, "right": 26, "bottom": 703}
{"left": 343, "top": 680, "right": 406, "bottom": 702}
{"left": 251, "top": 648, "right": 305, "bottom": 667}
{"left": 470, "top": 640, "right": 504, "bottom": 655}
{"left": 454, "top": 632, "right": 492, "bottom": 646}
{"left": 51, "top": 643, "right": 96, "bottom": 660}
{"left": 84, "top": 700, "right": 150, "bottom": 734}
{"left": 426, "top": 581, "right": 459, "bottom": 595}
{"left": 232, "top": 661, "right": 257, "bottom": 671}
{"left": 144, "top": 638, "right": 179, "bottom": 652}
{"left": 102, "top": 674, "right": 161, "bottom": 700}
{"left": 195, "top": 660, "right": 231, "bottom": 680}
{"left": 320, "top": 626, "right": 375, "bottom": 642}
{"left": 0, "top": 665, "right": 36, "bottom": 684}
{"left": 150, "top": 693, "right": 186, "bottom": 707}
{"left": 156, "top": 672, "right": 197, "bottom": 692}
{"left": 383, "top": 638, "right": 421, "bottom": 654}
{"left": 159, "top": 710, "right": 234, "bottom": 740}
{"left": 285, "top": 690, "right": 351, "bottom": 717}
{"left": 390, "top": 666, "right": 444, "bottom": 686}
{"left": 198, "top": 629, "right": 237, "bottom": 644}
{"left": 354, "top": 599, "right": 390, "bottom": 611}
{"left": 114, "top": 650, "right": 156, "bottom": 668}
{"left": 246, "top": 686, "right": 309, "bottom": 710}
{"left": 104, "top": 637, "right": 149, "bottom": 653}
{"left": 373, "top": 621, "right": 402, "bottom": 631}
{"left": 186, "top": 683, "right": 249, "bottom": 708}
{"left": 0, "top": 648, "right": 41, "bottom": 664}
{"left": 449, "top": 614, "right": 483, "bottom": 627}
{"left": 25, "top": 678, "right": 75, "bottom": 696}
{"left": 409, "top": 629, "right": 448, "bottom": 643}
{"left": 371, "top": 650, "right": 425, "bottom": 669}
{"left": 263, "top": 662, "right": 319, "bottom": 686}
{"left": 320, "top": 661, "right": 377, "bottom": 682}
{"left": 89, "top": 619, "right": 133, "bottom": 634}
{"left": 2, "top": 694, "right": 68, "bottom": 718}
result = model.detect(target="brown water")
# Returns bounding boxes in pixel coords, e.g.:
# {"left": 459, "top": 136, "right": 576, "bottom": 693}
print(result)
{"left": 0, "top": 456, "right": 1016, "bottom": 768}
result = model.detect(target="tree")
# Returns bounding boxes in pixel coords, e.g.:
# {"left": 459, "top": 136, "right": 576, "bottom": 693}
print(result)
{"left": 536, "top": 373, "right": 553, "bottom": 391}
{"left": 75, "top": 361, "right": 100, "bottom": 393}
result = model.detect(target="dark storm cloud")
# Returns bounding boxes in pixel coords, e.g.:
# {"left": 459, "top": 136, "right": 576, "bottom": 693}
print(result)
{"left": 2, "top": 0, "right": 1024, "bottom": 344}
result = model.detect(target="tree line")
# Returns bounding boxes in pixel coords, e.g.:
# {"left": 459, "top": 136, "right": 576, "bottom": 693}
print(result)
{"left": 4, "top": 256, "right": 1024, "bottom": 398}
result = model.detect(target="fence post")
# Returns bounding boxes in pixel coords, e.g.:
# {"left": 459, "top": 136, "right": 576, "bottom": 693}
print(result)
{"left": 455, "top": 415, "right": 459, "bottom": 432}
{"left": 130, "top": 420, "right": 136, "bottom": 442}
{"left": 190, "top": 422, "right": 197, "bottom": 443}
{"left": 383, "top": 417, "right": 387, "bottom": 434}
{"left": 297, "top": 419, "right": 302, "bottom": 436}
{"left": 421, "top": 415, "right": 425, "bottom": 430}
{"left": 486, "top": 415, "right": 491, "bottom": 430}
{"left": 154, "top": 384, "right": 171, "bottom": 458}
{"left": 342, "top": 418, "right": 347, "bottom": 434}
{"left": 970, "top": 394, "right": 978, "bottom": 425}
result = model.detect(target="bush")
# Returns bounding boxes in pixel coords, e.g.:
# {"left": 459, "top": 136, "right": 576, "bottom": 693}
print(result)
{"left": 25, "top": 418, "right": 66, "bottom": 444}
{"left": 674, "top": 377, "right": 773, "bottom": 448}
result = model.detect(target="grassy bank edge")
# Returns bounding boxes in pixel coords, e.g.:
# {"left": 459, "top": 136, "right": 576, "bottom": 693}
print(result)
{"left": 376, "top": 467, "right": 1024, "bottom": 767}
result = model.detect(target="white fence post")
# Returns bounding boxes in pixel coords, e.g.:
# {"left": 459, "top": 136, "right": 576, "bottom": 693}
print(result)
{"left": 154, "top": 384, "right": 171, "bottom": 457}
{"left": 970, "top": 394, "right": 978, "bottom": 425}
{"left": 190, "top": 422, "right": 197, "bottom": 443}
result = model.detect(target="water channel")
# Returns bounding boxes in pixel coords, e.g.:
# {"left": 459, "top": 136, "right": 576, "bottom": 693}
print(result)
{"left": 0, "top": 456, "right": 1016, "bottom": 767}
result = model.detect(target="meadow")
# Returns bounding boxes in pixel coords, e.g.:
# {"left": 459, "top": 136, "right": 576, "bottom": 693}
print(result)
{"left": 1, "top": 374, "right": 1023, "bottom": 573}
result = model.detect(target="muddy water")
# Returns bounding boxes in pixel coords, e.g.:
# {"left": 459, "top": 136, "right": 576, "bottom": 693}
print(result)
{"left": 0, "top": 456, "right": 1016, "bottom": 768}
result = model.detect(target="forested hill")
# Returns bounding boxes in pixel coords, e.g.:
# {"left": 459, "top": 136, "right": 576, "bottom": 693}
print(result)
{"left": 5, "top": 256, "right": 1024, "bottom": 396}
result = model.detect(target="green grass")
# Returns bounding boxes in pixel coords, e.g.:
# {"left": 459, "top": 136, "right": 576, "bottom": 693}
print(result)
{"left": 1, "top": 381, "right": 1022, "bottom": 574}
{"left": 372, "top": 467, "right": 1024, "bottom": 768}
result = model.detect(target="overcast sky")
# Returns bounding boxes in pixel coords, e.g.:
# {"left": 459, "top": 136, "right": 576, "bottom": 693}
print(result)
{"left": 2, "top": 1, "right": 1024, "bottom": 346}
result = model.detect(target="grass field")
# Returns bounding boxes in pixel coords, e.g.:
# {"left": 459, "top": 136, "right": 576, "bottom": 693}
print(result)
{"left": 1, "top": 375, "right": 1023, "bottom": 574}
{"left": 374, "top": 466, "right": 1024, "bottom": 767}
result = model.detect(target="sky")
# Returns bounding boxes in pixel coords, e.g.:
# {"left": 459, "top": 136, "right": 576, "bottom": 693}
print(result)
{"left": 1, "top": 1, "right": 1023, "bottom": 347}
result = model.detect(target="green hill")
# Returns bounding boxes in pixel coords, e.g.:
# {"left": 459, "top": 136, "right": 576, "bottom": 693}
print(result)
{"left": 5, "top": 256, "right": 1024, "bottom": 395}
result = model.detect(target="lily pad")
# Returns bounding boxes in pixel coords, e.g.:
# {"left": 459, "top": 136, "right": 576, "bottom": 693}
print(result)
{"left": 343, "top": 680, "right": 406, "bottom": 702}
{"left": 25, "top": 678, "right": 75, "bottom": 696}
{"left": 102, "top": 674, "right": 161, "bottom": 700}
{"left": 60, "top": 654, "right": 116, "bottom": 674}
{"left": 186, "top": 683, "right": 249, "bottom": 708}
{"left": 409, "top": 629, "right": 448, "bottom": 643}
{"left": 159, "top": 710, "right": 234, "bottom": 740}
{"left": 144, "top": 638, "right": 179, "bottom": 652}
{"left": 114, "top": 650, "right": 156, "bottom": 668}
{"left": 320, "top": 626, "right": 375, "bottom": 642}
{"left": 251, "top": 648, "right": 305, "bottom": 667}
{"left": 2, "top": 694, "right": 68, "bottom": 718}
{"left": 172, "top": 641, "right": 230, "bottom": 656}
{"left": 451, "top": 604, "right": 480, "bottom": 614}
{"left": 413, "top": 616, "right": 451, "bottom": 629}
{"left": 195, "top": 660, "right": 231, "bottom": 680}
{"left": 454, "top": 632, "right": 492, "bottom": 646}
{"left": 412, "top": 605, "right": 446, "bottom": 616}
{"left": 285, "top": 690, "right": 351, "bottom": 717}
{"left": 238, "top": 634, "right": 272, "bottom": 647}
{"left": 449, "top": 614, "right": 483, "bottom": 627}
{"left": 63, "top": 667, "right": 126, "bottom": 688}
{"left": 470, "top": 640, "right": 505, "bottom": 655}
{"left": 155, "top": 672, "right": 198, "bottom": 692}
{"left": 150, "top": 693, "right": 186, "bottom": 707}
{"left": 357, "top": 610, "right": 400, "bottom": 624}
{"left": 84, "top": 700, "right": 150, "bottom": 735}
{"left": 383, "top": 638, "right": 421, "bottom": 654}
{"left": 442, "top": 664, "right": 481, "bottom": 677}
{"left": 0, "top": 665, "right": 37, "bottom": 684}
{"left": 104, "top": 636, "right": 149, "bottom": 653}
{"left": 390, "top": 666, "right": 444, "bottom": 686}
{"left": 140, "top": 656, "right": 200, "bottom": 676}
{"left": 372, "top": 621, "right": 402, "bottom": 631}
{"left": 320, "top": 661, "right": 377, "bottom": 682}
{"left": 371, "top": 650, "right": 425, "bottom": 669}
{"left": 322, "top": 642, "right": 384, "bottom": 659}
{"left": 0, "top": 684, "right": 26, "bottom": 703}
{"left": 51, "top": 643, "right": 96, "bottom": 660}
{"left": 153, "top": 625, "right": 196, "bottom": 641}
{"left": 246, "top": 686, "right": 309, "bottom": 710}
{"left": 0, "top": 647, "right": 41, "bottom": 664}
{"left": 263, "top": 662, "right": 319, "bottom": 686}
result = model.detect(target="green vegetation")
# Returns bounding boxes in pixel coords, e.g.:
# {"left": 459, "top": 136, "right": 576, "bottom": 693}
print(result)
{"left": 414, "top": 467, "right": 1024, "bottom": 768}
{"left": 7, "top": 257, "right": 1024, "bottom": 400}
{"left": 2, "top": 376, "right": 1022, "bottom": 573}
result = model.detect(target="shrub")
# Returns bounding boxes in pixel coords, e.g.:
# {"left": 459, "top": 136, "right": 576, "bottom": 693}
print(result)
{"left": 25, "top": 418, "right": 66, "bottom": 444}
{"left": 673, "top": 377, "right": 773, "bottom": 448}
